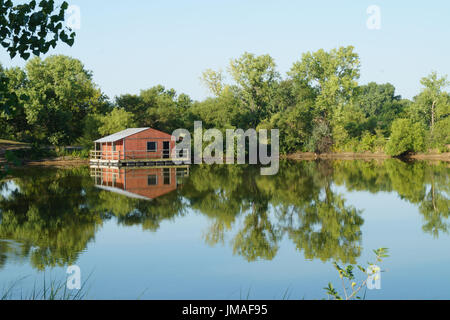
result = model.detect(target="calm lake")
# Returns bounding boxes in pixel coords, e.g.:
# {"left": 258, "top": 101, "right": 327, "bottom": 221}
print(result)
{"left": 0, "top": 160, "right": 449, "bottom": 300}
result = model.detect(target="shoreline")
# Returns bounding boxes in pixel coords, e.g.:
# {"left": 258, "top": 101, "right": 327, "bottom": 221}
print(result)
{"left": 1, "top": 153, "right": 450, "bottom": 169}
{"left": 0, "top": 157, "right": 90, "bottom": 168}
{"left": 284, "top": 152, "right": 450, "bottom": 162}
{"left": 25, "top": 158, "right": 90, "bottom": 167}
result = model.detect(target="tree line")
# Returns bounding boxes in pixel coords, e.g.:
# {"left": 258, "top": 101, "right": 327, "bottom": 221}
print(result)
{"left": 1, "top": 46, "right": 449, "bottom": 156}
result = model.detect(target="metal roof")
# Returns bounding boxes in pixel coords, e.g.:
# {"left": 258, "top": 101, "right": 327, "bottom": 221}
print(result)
{"left": 94, "top": 128, "right": 150, "bottom": 143}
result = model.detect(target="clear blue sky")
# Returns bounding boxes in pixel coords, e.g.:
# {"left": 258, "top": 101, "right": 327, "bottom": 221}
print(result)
{"left": 2, "top": 0, "right": 450, "bottom": 101}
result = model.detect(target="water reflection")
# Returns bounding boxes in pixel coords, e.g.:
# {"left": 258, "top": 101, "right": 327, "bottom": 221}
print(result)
{"left": 0, "top": 160, "right": 448, "bottom": 271}
{"left": 90, "top": 166, "right": 189, "bottom": 200}
{"left": 0, "top": 167, "right": 99, "bottom": 270}
{"left": 182, "top": 162, "right": 364, "bottom": 263}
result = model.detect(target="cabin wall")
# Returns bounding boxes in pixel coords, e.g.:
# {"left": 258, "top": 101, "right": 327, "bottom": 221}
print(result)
{"left": 123, "top": 128, "right": 175, "bottom": 160}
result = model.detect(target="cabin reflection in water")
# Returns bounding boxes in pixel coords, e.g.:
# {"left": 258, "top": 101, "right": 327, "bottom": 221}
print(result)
{"left": 90, "top": 166, "right": 189, "bottom": 200}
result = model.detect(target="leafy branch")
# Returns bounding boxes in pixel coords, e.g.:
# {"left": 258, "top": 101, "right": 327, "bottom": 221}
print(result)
{"left": 0, "top": 0, "right": 75, "bottom": 60}
{"left": 324, "top": 248, "right": 389, "bottom": 300}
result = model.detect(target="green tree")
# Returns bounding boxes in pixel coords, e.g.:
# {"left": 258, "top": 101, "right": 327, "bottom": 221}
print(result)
{"left": 229, "top": 52, "right": 280, "bottom": 126}
{"left": 386, "top": 118, "right": 426, "bottom": 156}
{"left": 288, "top": 46, "right": 360, "bottom": 152}
{"left": 0, "top": 65, "right": 28, "bottom": 139}
{"left": 200, "top": 69, "right": 225, "bottom": 97}
{"left": 98, "top": 108, "right": 136, "bottom": 136}
{"left": 289, "top": 46, "right": 360, "bottom": 119}
{"left": 332, "top": 102, "right": 370, "bottom": 140}
{"left": 353, "top": 82, "right": 407, "bottom": 135}
{"left": 410, "top": 72, "right": 450, "bottom": 130}
{"left": 77, "top": 113, "right": 102, "bottom": 148}
{"left": 0, "top": 0, "right": 77, "bottom": 164}
{"left": 19, "top": 55, "right": 104, "bottom": 146}
{"left": 429, "top": 117, "right": 450, "bottom": 152}
{"left": 115, "top": 94, "right": 146, "bottom": 121}
{"left": 307, "top": 118, "right": 333, "bottom": 153}
{"left": 257, "top": 79, "right": 316, "bottom": 153}
{"left": 117, "top": 85, "right": 193, "bottom": 133}
{"left": 191, "top": 86, "right": 247, "bottom": 130}
{"left": 0, "top": 0, "right": 75, "bottom": 60}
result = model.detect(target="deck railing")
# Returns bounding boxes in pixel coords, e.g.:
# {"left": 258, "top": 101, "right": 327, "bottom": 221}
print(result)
{"left": 90, "top": 150, "right": 120, "bottom": 160}
{"left": 123, "top": 150, "right": 170, "bottom": 160}
{"left": 90, "top": 149, "right": 189, "bottom": 161}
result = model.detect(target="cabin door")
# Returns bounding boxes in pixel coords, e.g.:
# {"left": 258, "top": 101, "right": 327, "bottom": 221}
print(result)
{"left": 163, "top": 141, "right": 170, "bottom": 159}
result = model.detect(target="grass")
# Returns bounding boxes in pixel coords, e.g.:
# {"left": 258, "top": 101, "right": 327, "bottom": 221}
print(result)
{"left": 0, "top": 142, "right": 90, "bottom": 164}
{"left": 236, "top": 286, "right": 296, "bottom": 300}
{"left": 54, "top": 148, "right": 90, "bottom": 159}
{"left": 1, "top": 273, "right": 92, "bottom": 300}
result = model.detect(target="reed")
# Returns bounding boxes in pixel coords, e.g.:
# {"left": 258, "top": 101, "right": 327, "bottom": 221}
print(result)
{"left": 1, "top": 273, "right": 92, "bottom": 300}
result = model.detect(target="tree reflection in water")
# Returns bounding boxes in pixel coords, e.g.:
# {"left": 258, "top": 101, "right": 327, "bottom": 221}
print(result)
{"left": 0, "top": 160, "right": 448, "bottom": 270}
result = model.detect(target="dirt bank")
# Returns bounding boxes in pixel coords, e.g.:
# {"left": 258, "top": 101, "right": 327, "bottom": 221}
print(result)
{"left": 23, "top": 157, "right": 90, "bottom": 167}
{"left": 408, "top": 153, "right": 450, "bottom": 161}
{"left": 0, "top": 141, "right": 89, "bottom": 167}
{"left": 285, "top": 152, "right": 450, "bottom": 161}
{"left": 0, "top": 156, "right": 89, "bottom": 167}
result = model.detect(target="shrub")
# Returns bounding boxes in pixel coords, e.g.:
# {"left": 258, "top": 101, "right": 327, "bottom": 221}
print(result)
{"left": 386, "top": 119, "right": 426, "bottom": 156}
{"left": 429, "top": 118, "right": 450, "bottom": 153}
{"left": 55, "top": 148, "right": 90, "bottom": 159}
{"left": 332, "top": 125, "right": 349, "bottom": 152}
{"left": 358, "top": 131, "right": 377, "bottom": 152}
{"left": 307, "top": 119, "right": 333, "bottom": 153}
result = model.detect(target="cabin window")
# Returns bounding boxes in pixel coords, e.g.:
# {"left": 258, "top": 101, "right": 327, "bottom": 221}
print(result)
{"left": 113, "top": 144, "right": 116, "bottom": 152}
{"left": 148, "top": 175, "right": 158, "bottom": 186}
{"left": 147, "top": 141, "right": 157, "bottom": 152}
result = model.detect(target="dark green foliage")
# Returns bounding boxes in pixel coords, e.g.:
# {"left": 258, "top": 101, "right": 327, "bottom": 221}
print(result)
{"left": 1, "top": 56, "right": 106, "bottom": 146}
{"left": 429, "top": 117, "right": 450, "bottom": 152}
{"left": 386, "top": 119, "right": 426, "bottom": 156}
{"left": 307, "top": 118, "right": 333, "bottom": 153}
{"left": 353, "top": 82, "right": 407, "bottom": 135}
{"left": 1, "top": 1, "right": 77, "bottom": 178}
{"left": 116, "top": 85, "right": 194, "bottom": 133}
{"left": 0, "top": 0, "right": 75, "bottom": 60}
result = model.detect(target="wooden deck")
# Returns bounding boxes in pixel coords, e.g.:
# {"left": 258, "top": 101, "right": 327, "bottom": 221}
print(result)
{"left": 89, "top": 150, "right": 190, "bottom": 167}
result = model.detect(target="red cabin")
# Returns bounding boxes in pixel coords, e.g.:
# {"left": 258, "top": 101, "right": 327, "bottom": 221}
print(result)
{"left": 90, "top": 128, "right": 177, "bottom": 165}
